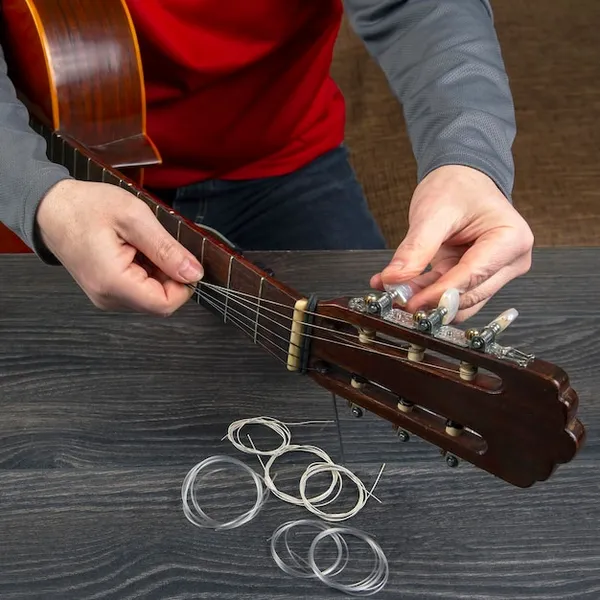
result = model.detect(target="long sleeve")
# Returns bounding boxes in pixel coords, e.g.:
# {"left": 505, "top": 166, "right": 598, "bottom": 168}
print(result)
{"left": 342, "top": 0, "right": 517, "bottom": 200}
{"left": 0, "top": 44, "right": 72, "bottom": 255}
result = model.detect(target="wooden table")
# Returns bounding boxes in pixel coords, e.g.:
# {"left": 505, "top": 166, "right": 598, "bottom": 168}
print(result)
{"left": 0, "top": 249, "right": 598, "bottom": 599}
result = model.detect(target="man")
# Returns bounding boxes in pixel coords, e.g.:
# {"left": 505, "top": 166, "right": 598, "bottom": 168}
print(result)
{"left": 0, "top": 0, "right": 533, "bottom": 322}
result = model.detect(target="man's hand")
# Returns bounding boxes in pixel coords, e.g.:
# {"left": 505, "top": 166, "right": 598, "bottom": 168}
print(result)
{"left": 370, "top": 165, "right": 534, "bottom": 322}
{"left": 36, "top": 179, "right": 204, "bottom": 315}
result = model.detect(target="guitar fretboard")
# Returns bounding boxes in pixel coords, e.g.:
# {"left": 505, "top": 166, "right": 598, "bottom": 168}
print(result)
{"left": 29, "top": 118, "right": 302, "bottom": 368}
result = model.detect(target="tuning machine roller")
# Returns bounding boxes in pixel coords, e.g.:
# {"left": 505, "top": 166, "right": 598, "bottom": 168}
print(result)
{"left": 412, "top": 288, "right": 460, "bottom": 334}
{"left": 363, "top": 282, "right": 413, "bottom": 316}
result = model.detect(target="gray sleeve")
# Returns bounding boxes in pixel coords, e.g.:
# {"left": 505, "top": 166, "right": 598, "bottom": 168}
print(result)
{"left": 342, "top": 0, "right": 517, "bottom": 200}
{"left": 0, "top": 44, "right": 72, "bottom": 257}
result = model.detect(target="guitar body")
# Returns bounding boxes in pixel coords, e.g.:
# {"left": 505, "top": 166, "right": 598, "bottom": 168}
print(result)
{"left": 0, "top": 0, "right": 161, "bottom": 252}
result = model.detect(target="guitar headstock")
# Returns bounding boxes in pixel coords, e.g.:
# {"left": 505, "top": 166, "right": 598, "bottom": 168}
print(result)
{"left": 306, "top": 286, "right": 585, "bottom": 488}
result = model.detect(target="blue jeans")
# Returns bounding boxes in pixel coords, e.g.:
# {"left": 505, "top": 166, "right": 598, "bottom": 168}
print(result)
{"left": 153, "top": 145, "right": 387, "bottom": 251}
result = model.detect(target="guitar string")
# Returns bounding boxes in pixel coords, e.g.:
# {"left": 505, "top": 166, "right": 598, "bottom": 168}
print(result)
{"left": 195, "top": 287, "right": 461, "bottom": 377}
{"left": 194, "top": 285, "right": 461, "bottom": 377}
{"left": 195, "top": 281, "right": 465, "bottom": 373}
{"left": 195, "top": 290, "right": 310, "bottom": 369}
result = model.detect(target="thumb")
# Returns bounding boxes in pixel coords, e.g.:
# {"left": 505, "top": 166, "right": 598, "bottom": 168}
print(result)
{"left": 118, "top": 205, "right": 204, "bottom": 284}
{"left": 381, "top": 217, "right": 449, "bottom": 283}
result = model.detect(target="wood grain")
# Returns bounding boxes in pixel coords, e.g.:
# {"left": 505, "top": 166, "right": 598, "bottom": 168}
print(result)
{"left": 0, "top": 249, "right": 599, "bottom": 599}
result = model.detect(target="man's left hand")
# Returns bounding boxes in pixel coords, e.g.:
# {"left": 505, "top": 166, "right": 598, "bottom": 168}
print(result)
{"left": 370, "top": 165, "right": 534, "bottom": 322}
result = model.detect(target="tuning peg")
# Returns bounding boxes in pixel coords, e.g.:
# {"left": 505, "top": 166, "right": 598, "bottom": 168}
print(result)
{"left": 438, "top": 288, "right": 460, "bottom": 324}
{"left": 383, "top": 282, "right": 414, "bottom": 306}
{"left": 467, "top": 308, "right": 519, "bottom": 351}
{"left": 413, "top": 288, "right": 460, "bottom": 334}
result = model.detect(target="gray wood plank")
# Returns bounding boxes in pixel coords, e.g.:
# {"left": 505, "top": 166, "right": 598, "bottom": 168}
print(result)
{"left": 0, "top": 249, "right": 599, "bottom": 599}
{"left": 0, "top": 462, "right": 598, "bottom": 600}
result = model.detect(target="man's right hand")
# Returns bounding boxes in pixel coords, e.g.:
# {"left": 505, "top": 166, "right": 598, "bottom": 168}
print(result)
{"left": 35, "top": 179, "right": 204, "bottom": 316}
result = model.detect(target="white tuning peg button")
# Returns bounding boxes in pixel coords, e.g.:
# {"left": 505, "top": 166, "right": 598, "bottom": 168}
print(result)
{"left": 383, "top": 282, "right": 414, "bottom": 306}
{"left": 488, "top": 308, "right": 519, "bottom": 333}
{"left": 438, "top": 288, "right": 460, "bottom": 324}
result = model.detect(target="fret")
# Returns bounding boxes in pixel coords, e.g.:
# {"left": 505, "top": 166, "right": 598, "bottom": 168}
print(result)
{"left": 101, "top": 168, "right": 121, "bottom": 187}
{"left": 223, "top": 256, "right": 234, "bottom": 323}
{"left": 155, "top": 205, "right": 180, "bottom": 239}
{"left": 201, "top": 237, "right": 207, "bottom": 264}
{"left": 254, "top": 277, "right": 265, "bottom": 344}
{"left": 87, "top": 159, "right": 104, "bottom": 183}
{"left": 53, "top": 135, "right": 65, "bottom": 167}
{"left": 136, "top": 190, "right": 155, "bottom": 212}
{"left": 25, "top": 119, "right": 303, "bottom": 370}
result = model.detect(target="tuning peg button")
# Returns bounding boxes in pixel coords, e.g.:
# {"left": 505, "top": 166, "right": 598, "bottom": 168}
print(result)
{"left": 487, "top": 308, "right": 519, "bottom": 333}
{"left": 414, "top": 287, "right": 460, "bottom": 334}
{"left": 437, "top": 288, "right": 460, "bottom": 324}
{"left": 383, "top": 282, "right": 413, "bottom": 306}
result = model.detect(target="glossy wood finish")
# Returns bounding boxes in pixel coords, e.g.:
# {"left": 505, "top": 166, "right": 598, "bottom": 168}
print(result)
{"left": 0, "top": 248, "right": 599, "bottom": 599}
{"left": 0, "top": 0, "right": 160, "bottom": 252}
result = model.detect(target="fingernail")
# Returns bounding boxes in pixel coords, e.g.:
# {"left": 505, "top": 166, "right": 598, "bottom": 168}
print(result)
{"left": 179, "top": 258, "right": 203, "bottom": 282}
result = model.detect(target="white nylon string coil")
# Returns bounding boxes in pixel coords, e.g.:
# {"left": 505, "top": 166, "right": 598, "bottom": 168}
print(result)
{"left": 299, "top": 462, "right": 381, "bottom": 522}
{"left": 307, "top": 526, "right": 389, "bottom": 596}
{"left": 263, "top": 444, "right": 343, "bottom": 507}
{"left": 225, "top": 416, "right": 292, "bottom": 456}
{"left": 181, "top": 455, "right": 269, "bottom": 530}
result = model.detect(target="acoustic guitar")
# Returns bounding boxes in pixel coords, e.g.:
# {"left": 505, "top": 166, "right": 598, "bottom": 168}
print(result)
{"left": 0, "top": 0, "right": 586, "bottom": 488}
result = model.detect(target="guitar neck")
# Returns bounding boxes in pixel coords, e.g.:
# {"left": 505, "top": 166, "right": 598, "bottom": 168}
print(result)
{"left": 30, "top": 118, "right": 305, "bottom": 368}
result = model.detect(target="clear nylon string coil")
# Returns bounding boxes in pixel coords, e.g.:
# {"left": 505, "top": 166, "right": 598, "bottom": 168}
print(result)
{"left": 307, "top": 526, "right": 389, "bottom": 596}
{"left": 181, "top": 455, "right": 269, "bottom": 530}
{"left": 270, "top": 519, "right": 348, "bottom": 579}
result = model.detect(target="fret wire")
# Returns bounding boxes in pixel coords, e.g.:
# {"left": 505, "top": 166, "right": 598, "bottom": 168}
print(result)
{"left": 223, "top": 256, "right": 234, "bottom": 324}
{"left": 176, "top": 220, "right": 181, "bottom": 242}
{"left": 200, "top": 237, "right": 207, "bottom": 264}
{"left": 254, "top": 277, "right": 264, "bottom": 344}
{"left": 197, "top": 288, "right": 290, "bottom": 365}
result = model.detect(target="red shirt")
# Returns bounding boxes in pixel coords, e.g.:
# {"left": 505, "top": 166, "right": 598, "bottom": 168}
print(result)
{"left": 125, "top": 0, "right": 346, "bottom": 188}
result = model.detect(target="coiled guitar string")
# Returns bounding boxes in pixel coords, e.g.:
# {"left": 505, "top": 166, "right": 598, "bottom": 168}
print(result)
{"left": 263, "top": 444, "right": 343, "bottom": 507}
{"left": 299, "top": 462, "right": 385, "bottom": 522}
{"left": 181, "top": 417, "right": 390, "bottom": 593}
{"left": 223, "top": 417, "right": 385, "bottom": 520}
{"left": 307, "top": 526, "right": 389, "bottom": 596}
{"left": 270, "top": 519, "right": 389, "bottom": 596}
{"left": 270, "top": 519, "right": 349, "bottom": 579}
{"left": 181, "top": 455, "right": 269, "bottom": 530}
{"left": 224, "top": 416, "right": 333, "bottom": 457}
